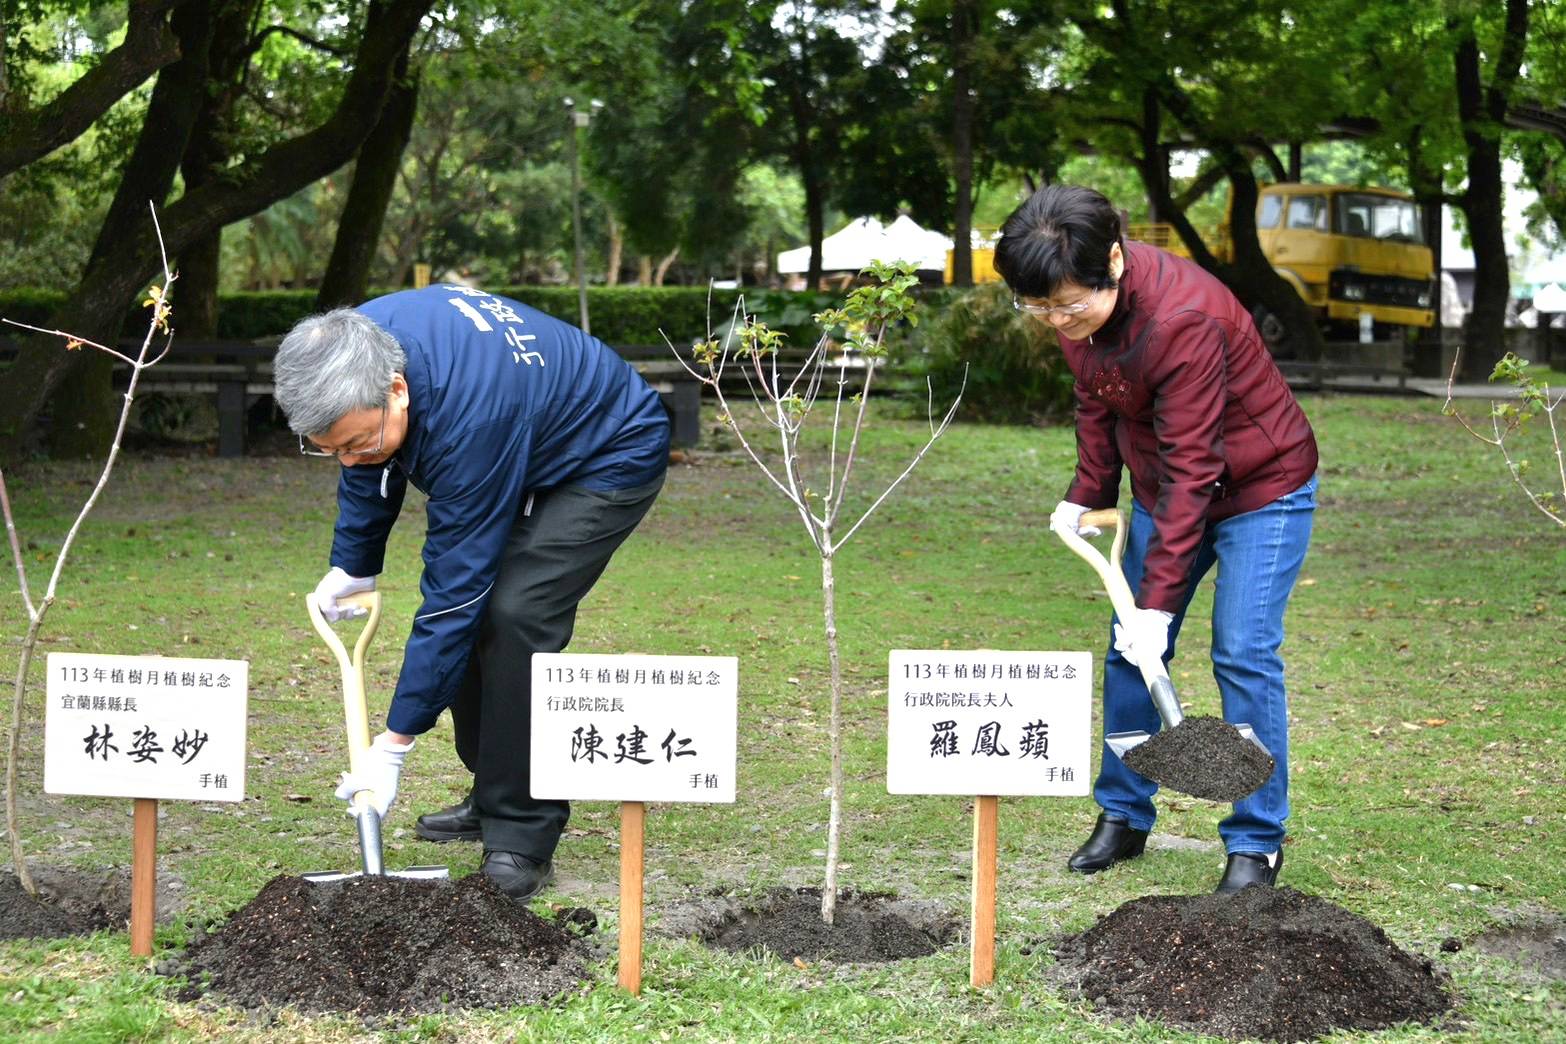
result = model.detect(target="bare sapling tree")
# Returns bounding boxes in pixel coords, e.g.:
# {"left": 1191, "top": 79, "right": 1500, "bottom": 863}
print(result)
{"left": 672, "top": 261, "right": 966, "bottom": 924}
{"left": 1444, "top": 350, "right": 1565, "bottom": 528}
{"left": 2, "top": 205, "right": 175, "bottom": 895}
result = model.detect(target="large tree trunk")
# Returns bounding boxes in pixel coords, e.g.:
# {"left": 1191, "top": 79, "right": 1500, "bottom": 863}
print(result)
{"left": 177, "top": 0, "right": 264, "bottom": 338}
{"left": 317, "top": 46, "right": 419, "bottom": 310}
{"left": 1453, "top": 3, "right": 1528, "bottom": 381}
{"left": 1218, "top": 161, "right": 1325, "bottom": 361}
{"left": 44, "top": 0, "right": 220, "bottom": 456}
{"left": 947, "top": 0, "right": 975, "bottom": 287}
{"left": 0, "top": 0, "right": 434, "bottom": 456}
{"left": 802, "top": 162, "right": 825, "bottom": 289}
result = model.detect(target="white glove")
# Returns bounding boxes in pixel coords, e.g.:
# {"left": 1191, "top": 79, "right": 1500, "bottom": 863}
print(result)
{"left": 1049, "top": 500, "right": 1101, "bottom": 538}
{"left": 314, "top": 566, "right": 375, "bottom": 621}
{"left": 334, "top": 732, "right": 414, "bottom": 819}
{"left": 1113, "top": 608, "right": 1175, "bottom": 669}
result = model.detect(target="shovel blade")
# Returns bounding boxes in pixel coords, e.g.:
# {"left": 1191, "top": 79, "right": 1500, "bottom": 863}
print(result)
{"left": 300, "top": 865, "right": 450, "bottom": 884}
{"left": 1233, "top": 722, "right": 1272, "bottom": 759}
{"left": 1106, "top": 730, "right": 1152, "bottom": 759}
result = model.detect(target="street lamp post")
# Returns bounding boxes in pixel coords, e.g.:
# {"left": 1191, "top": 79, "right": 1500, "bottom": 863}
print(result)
{"left": 564, "top": 97, "right": 603, "bottom": 335}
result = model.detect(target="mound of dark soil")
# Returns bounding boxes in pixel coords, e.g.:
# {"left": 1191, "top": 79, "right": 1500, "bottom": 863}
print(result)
{"left": 1053, "top": 887, "right": 1452, "bottom": 1042}
{"left": 1121, "top": 715, "right": 1275, "bottom": 802}
{"left": 702, "top": 887, "right": 958, "bottom": 964}
{"left": 172, "top": 874, "right": 589, "bottom": 1015}
{"left": 2, "top": 865, "right": 181, "bottom": 941}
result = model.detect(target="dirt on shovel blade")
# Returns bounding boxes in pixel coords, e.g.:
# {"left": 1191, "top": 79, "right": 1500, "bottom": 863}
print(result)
{"left": 1053, "top": 886, "right": 1453, "bottom": 1042}
{"left": 1121, "top": 714, "right": 1275, "bottom": 802}
{"left": 171, "top": 873, "right": 589, "bottom": 1015}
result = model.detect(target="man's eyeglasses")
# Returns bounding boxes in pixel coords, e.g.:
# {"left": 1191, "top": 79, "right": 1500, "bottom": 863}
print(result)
{"left": 1013, "top": 291, "right": 1097, "bottom": 317}
{"left": 300, "top": 404, "right": 387, "bottom": 459}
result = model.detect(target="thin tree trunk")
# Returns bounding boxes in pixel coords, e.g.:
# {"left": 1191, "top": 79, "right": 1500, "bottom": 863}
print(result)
{"left": 653, "top": 246, "right": 679, "bottom": 286}
{"left": 637, "top": 254, "right": 652, "bottom": 286}
{"left": 819, "top": 549, "right": 844, "bottom": 925}
{"left": 5, "top": 617, "right": 43, "bottom": 894}
{"left": 605, "top": 212, "right": 623, "bottom": 286}
{"left": 1453, "top": 6, "right": 1527, "bottom": 381}
{"left": 948, "top": 0, "right": 976, "bottom": 287}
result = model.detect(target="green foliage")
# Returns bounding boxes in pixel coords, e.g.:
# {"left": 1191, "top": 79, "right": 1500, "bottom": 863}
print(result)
{"left": 899, "top": 282, "right": 1074, "bottom": 425}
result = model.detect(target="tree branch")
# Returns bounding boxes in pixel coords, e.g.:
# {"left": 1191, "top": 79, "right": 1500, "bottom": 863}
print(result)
{"left": 0, "top": 0, "right": 181, "bottom": 178}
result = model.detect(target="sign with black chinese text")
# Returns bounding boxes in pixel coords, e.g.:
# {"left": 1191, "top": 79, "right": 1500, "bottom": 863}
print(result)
{"left": 887, "top": 650, "right": 1091, "bottom": 796}
{"left": 44, "top": 653, "right": 248, "bottom": 801}
{"left": 530, "top": 653, "right": 738, "bottom": 802}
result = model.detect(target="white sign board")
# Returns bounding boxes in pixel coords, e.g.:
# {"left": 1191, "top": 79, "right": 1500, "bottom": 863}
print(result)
{"left": 44, "top": 653, "right": 248, "bottom": 801}
{"left": 887, "top": 650, "right": 1092, "bottom": 796}
{"left": 530, "top": 654, "right": 738, "bottom": 803}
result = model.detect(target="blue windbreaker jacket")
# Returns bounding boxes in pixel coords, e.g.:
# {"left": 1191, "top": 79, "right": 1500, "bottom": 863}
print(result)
{"left": 329, "top": 286, "right": 670, "bottom": 735}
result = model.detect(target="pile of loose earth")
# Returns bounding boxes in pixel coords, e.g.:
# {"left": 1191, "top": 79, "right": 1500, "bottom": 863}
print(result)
{"left": 697, "top": 887, "right": 959, "bottom": 964}
{"left": 1121, "top": 715, "right": 1276, "bottom": 801}
{"left": 1053, "top": 886, "right": 1452, "bottom": 1041}
{"left": 172, "top": 874, "right": 590, "bottom": 1015}
{"left": 1, "top": 865, "right": 179, "bottom": 941}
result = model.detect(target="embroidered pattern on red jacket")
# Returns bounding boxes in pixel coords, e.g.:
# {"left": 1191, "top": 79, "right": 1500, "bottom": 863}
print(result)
{"left": 1089, "top": 364, "right": 1134, "bottom": 412}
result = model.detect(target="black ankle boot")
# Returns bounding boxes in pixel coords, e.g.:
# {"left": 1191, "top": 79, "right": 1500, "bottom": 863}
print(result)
{"left": 1215, "top": 849, "right": 1283, "bottom": 893}
{"left": 414, "top": 789, "right": 480, "bottom": 842}
{"left": 1067, "top": 813, "right": 1149, "bottom": 873}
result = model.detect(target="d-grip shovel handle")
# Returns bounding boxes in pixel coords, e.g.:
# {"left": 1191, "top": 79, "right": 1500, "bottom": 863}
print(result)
{"left": 304, "top": 591, "right": 382, "bottom": 811}
{"left": 1051, "top": 509, "right": 1185, "bottom": 731}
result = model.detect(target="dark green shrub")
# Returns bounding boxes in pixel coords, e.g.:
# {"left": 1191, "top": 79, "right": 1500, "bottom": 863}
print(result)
{"left": 897, "top": 283, "right": 1075, "bottom": 425}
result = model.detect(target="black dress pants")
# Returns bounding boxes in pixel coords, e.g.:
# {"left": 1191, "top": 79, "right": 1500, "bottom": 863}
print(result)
{"left": 449, "top": 475, "right": 663, "bottom": 860}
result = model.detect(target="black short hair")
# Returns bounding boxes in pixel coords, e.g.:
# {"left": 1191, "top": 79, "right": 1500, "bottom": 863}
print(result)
{"left": 993, "top": 185, "right": 1122, "bottom": 299}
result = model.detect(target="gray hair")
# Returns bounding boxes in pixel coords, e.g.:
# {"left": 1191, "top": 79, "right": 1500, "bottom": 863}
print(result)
{"left": 273, "top": 309, "right": 407, "bottom": 436}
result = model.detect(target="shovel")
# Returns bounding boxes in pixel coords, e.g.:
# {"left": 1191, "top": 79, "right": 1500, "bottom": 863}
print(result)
{"left": 1052, "top": 508, "right": 1272, "bottom": 773}
{"left": 300, "top": 590, "right": 448, "bottom": 884}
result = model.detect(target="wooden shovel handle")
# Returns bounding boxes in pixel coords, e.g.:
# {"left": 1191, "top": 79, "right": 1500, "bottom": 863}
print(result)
{"left": 1080, "top": 508, "right": 1122, "bottom": 530}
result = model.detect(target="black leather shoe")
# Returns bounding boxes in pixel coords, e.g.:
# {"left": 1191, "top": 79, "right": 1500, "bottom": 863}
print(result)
{"left": 414, "top": 790, "right": 481, "bottom": 843}
{"left": 481, "top": 850, "right": 555, "bottom": 901}
{"left": 1215, "top": 849, "right": 1283, "bottom": 893}
{"left": 1067, "top": 813, "right": 1149, "bottom": 873}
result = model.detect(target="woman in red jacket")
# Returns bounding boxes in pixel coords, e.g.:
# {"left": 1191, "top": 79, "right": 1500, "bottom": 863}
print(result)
{"left": 994, "top": 185, "right": 1318, "bottom": 893}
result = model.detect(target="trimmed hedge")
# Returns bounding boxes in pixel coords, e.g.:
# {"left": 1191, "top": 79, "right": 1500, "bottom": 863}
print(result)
{"left": 0, "top": 285, "right": 835, "bottom": 347}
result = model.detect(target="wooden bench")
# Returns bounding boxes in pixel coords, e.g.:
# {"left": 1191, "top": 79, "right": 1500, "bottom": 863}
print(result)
{"left": 1276, "top": 358, "right": 1409, "bottom": 391}
{"left": 101, "top": 339, "right": 703, "bottom": 457}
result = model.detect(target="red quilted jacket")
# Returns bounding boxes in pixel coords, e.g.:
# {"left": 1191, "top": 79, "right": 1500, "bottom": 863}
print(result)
{"left": 1060, "top": 240, "right": 1318, "bottom": 613}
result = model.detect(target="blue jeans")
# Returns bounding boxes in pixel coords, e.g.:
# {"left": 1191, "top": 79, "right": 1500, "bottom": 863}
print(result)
{"left": 1094, "top": 475, "right": 1317, "bottom": 855}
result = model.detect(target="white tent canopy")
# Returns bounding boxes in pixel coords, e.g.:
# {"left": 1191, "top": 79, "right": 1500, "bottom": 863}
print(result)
{"left": 776, "top": 215, "right": 952, "bottom": 274}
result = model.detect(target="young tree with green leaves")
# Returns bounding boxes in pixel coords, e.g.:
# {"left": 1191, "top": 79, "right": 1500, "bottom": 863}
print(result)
{"left": 676, "top": 262, "right": 964, "bottom": 923}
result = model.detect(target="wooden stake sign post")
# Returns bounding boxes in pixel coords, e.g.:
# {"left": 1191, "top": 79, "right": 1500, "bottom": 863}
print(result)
{"left": 530, "top": 653, "right": 738, "bottom": 995}
{"left": 887, "top": 650, "right": 1090, "bottom": 988}
{"left": 43, "top": 652, "right": 249, "bottom": 956}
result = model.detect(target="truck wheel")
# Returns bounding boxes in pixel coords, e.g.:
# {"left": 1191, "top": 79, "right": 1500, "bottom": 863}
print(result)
{"left": 1251, "top": 305, "right": 1290, "bottom": 357}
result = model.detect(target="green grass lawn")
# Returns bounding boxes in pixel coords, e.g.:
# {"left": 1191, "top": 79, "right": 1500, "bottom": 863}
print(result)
{"left": 1, "top": 391, "right": 1563, "bottom": 1042}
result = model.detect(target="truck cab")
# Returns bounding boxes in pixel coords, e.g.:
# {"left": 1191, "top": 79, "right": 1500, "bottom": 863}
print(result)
{"left": 1245, "top": 183, "right": 1434, "bottom": 343}
{"left": 1126, "top": 183, "right": 1436, "bottom": 348}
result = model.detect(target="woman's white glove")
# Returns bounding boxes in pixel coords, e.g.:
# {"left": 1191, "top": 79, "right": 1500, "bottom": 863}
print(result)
{"left": 314, "top": 566, "right": 375, "bottom": 621}
{"left": 1113, "top": 608, "right": 1175, "bottom": 668}
{"left": 334, "top": 732, "right": 414, "bottom": 819}
{"left": 1049, "top": 500, "right": 1101, "bottom": 538}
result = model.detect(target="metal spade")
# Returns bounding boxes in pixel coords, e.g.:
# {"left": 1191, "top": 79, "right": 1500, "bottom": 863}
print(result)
{"left": 1052, "top": 508, "right": 1271, "bottom": 763}
{"left": 301, "top": 590, "right": 447, "bottom": 884}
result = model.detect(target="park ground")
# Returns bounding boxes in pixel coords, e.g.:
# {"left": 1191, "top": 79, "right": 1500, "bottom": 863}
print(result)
{"left": 1, "top": 390, "right": 1563, "bottom": 1042}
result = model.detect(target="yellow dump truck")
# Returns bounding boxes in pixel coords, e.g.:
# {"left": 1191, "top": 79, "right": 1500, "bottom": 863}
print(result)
{"left": 962, "top": 184, "right": 1436, "bottom": 347}
{"left": 1129, "top": 184, "right": 1435, "bottom": 345}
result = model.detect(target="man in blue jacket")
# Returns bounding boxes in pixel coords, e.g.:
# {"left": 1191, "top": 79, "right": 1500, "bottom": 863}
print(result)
{"left": 273, "top": 284, "right": 669, "bottom": 900}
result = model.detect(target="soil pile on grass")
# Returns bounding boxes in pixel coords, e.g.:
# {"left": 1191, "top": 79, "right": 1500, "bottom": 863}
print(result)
{"left": 174, "top": 874, "right": 589, "bottom": 1015}
{"left": 1121, "top": 715, "right": 1275, "bottom": 801}
{"left": 1, "top": 865, "right": 178, "bottom": 940}
{"left": 1054, "top": 886, "right": 1452, "bottom": 1041}
{"left": 702, "top": 887, "right": 957, "bottom": 964}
